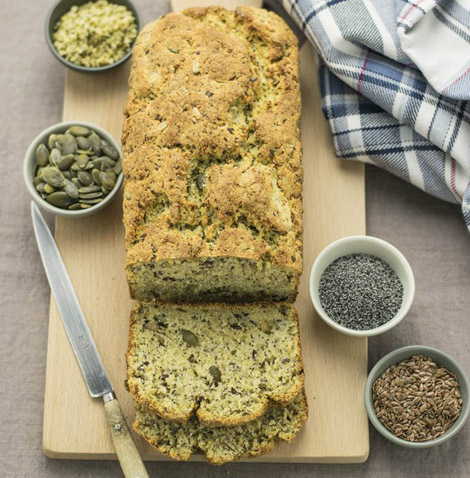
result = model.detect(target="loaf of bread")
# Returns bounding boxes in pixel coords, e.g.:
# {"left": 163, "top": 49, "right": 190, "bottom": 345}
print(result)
{"left": 122, "top": 6, "right": 302, "bottom": 303}
{"left": 126, "top": 302, "right": 304, "bottom": 427}
{"left": 133, "top": 391, "right": 307, "bottom": 465}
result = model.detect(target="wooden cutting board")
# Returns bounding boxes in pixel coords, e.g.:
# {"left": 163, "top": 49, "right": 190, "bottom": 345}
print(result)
{"left": 43, "top": 35, "right": 368, "bottom": 462}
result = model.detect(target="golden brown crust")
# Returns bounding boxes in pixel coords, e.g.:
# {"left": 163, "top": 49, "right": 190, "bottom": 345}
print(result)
{"left": 126, "top": 302, "right": 305, "bottom": 427}
{"left": 122, "top": 6, "right": 302, "bottom": 273}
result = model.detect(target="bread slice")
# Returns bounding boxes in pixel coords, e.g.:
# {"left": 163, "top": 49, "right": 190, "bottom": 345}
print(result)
{"left": 127, "top": 302, "right": 304, "bottom": 427}
{"left": 133, "top": 391, "right": 308, "bottom": 464}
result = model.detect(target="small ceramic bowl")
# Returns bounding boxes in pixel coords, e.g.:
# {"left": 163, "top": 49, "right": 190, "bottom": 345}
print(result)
{"left": 309, "top": 235, "right": 415, "bottom": 337}
{"left": 365, "top": 345, "right": 470, "bottom": 448}
{"left": 23, "top": 121, "right": 123, "bottom": 218}
{"left": 45, "top": 0, "right": 142, "bottom": 73}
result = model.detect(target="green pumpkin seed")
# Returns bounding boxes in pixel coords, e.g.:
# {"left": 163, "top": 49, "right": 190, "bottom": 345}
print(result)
{"left": 113, "top": 159, "right": 122, "bottom": 175}
{"left": 68, "top": 126, "right": 91, "bottom": 137}
{"left": 89, "top": 133, "right": 102, "bottom": 155}
{"left": 47, "top": 135, "right": 57, "bottom": 150}
{"left": 101, "top": 162, "right": 114, "bottom": 172}
{"left": 58, "top": 154, "right": 75, "bottom": 170}
{"left": 80, "top": 203, "right": 92, "bottom": 209}
{"left": 209, "top": 366, "right": 222, "bottom": 385}
{"left": 76, "top": 148, "right": 93, "bottom": 155}
{"left": 71, "top": 178, "right": 80, "bottom": 186}
{"left": 46, "top": 191, "right": 74, "bottom": 208}
{"left": 93, "top": 156, "right": 115, "bottom": 168}
{"left": 78, "top": 185, "right": 101, "bottom": 193}
{"left": 92, "top": 169, "right": 101, "bottom": 185}
{"left": 36, "top": 182, "right": 46, "bottom": 193}
{"left": 102, "top": 186, "right": 111, "bottom": 195}
{"left": 64, "top": 179, "right": 79, "bottom": 199}
{"left": 44, "top": 184, "right": 56, "bottom": 194}
{"left": 68, "top": 203, "right": 82, "bottom": 210}
{"left": 79, "top": 191, "right": 103, "bottom": 199}
{"left": 84, "top": 162, "right": 95, "bottom": 170}
{"left": 77, "top": 170, "right": 93, "bottom": 186}
{"left": 106, "top": 170, "right": 117, "bottom": 181}
{"left": 33, "top": 175, "right": 43, "bottom": 187}
{"left": 62, "top": 134, "right": 77, "bottom": 155}
{"left": 36, "top": 144, "right": 49, "bottom": 166}
{"left": 63, "top": 170, "right": 72, "bottom": 180}
{"left": 56, "top": 134, "right": 66, "bottom": 145}
{"left": 99, "top": 171, "right": 116, "bottom": 190}
{"left": 77, "top": 154, "right": 89, "bottom": 169}
{"left": 102, "top": 144, "right": 119, "bottom": 160}
{"left": 42, "top": 167, "right": 65, "bottom": 188}
{"left": 49, "top": 148, "right": 62, "bottom": 167}
{"left": 195, "top": 175, "right": 204, "bottom": 190}
{"left": 79, "top": 198, "right": 103, "bottom": 204}
{"left": 181, "top": 329, "right": 198, "bottom": 346}
{"left": 77, "top": 137, "right": 91, "bottom": 150}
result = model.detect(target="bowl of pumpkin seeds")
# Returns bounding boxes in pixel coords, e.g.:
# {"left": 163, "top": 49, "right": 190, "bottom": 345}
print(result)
{"left": 24, "top": 121, "right": 123, "bottom": 217}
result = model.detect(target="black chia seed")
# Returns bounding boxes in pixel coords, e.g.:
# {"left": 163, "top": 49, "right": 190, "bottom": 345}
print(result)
{"left": 318, "top": 253, "right": 404, "bottom": 331}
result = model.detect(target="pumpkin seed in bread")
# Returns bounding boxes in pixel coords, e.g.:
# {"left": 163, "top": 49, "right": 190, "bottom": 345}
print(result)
{"left": 133, "top": 391, "right": 308, "bottom": 464}
{"left": 122, "top": 6, "right": 302, "bottom": 303}
{"left": 126, "top": 302, "right": 304, "bottom": 427}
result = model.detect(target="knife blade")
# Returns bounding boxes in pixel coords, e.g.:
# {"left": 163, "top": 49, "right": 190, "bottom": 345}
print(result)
{"left": 31, "top": 202, "right": 148, "bottom": 478}
{"left": 31, "top": 201, "right": 113, "bottom": 397}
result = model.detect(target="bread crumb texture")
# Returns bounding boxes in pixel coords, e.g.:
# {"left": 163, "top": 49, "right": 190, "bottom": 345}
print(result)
{"left": 122, "top": 6, "right": 302, "bottom": 302}
{"left": 134, "top": 391, "right": 307, "bottom": 465}
{"left": 127, "top": 302, "right": 304, "bottom": 426}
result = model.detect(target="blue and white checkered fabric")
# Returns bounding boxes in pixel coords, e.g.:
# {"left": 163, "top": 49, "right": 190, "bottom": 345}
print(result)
{"left": 281, "top": 0, "right": 470, "bottom": 231}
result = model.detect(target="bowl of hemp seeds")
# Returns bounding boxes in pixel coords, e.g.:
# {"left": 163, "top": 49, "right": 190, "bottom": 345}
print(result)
{"left": 23, "top": 121, "right": 123, "bottom": 217}
{"left": 365, "top": 345, "right": 469, "bottom": 448}
{"left": 309, "top": 235, "right": 415, "bottom": 337}
{"left": 45, "top": 0, "right": 141, "bottom": 72}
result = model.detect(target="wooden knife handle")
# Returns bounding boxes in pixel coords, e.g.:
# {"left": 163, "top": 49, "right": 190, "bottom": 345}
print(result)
{"left": 103, "top": 396, "right": 149, "bottom": 478}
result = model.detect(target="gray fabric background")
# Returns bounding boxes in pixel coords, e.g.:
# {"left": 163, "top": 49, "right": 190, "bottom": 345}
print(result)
{"left": 1, "top": 0, "right": 469, "bottom": 476}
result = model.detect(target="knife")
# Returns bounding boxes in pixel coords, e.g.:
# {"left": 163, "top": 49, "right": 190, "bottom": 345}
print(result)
{"left": 31, "top": 202, "right": 148, "bottom": 478}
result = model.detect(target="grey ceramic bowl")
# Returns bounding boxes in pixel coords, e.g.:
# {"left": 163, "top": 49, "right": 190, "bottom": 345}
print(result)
{"left": 365, "top": 345, "right": 470, "bottom": 448}
{"left": 45, "top": 0, "right": 142, "bottom": 73}
{"left": 23, "top": 121, "right": 123, "bottom": 218}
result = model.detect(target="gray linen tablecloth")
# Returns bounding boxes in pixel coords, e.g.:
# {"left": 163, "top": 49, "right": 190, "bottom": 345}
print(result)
{"left": 1, "top": 0, "right": 469, "bottom": 476}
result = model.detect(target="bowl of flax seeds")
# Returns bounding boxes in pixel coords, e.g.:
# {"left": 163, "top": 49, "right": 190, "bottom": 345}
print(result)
{"left": 365, "top": 345, "right": 469, "bottom": 448}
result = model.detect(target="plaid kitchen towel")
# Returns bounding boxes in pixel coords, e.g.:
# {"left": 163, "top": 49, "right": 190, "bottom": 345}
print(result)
{"left": 281, "top": 0, "right": 470, "bottom": 230}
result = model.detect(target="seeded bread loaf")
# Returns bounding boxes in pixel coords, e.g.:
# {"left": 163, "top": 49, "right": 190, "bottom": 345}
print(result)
{"left": 122, "top": 6, "right": 302, "bottom": 303}
{"left": 134, "top": 391, "right": 308, "bottom": 465}
{"left": 126, "top": 302, "right": 304, "bottom": 427}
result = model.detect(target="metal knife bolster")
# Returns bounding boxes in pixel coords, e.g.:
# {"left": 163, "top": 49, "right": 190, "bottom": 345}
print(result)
{"left": 31, "top": 202, "right": 113, "bottom": 398}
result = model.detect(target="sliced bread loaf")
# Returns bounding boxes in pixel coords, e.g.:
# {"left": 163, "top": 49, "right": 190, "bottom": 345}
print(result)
{"left": 134, "top": 391, "right": 308, "bottom": 464}
{"left": 127, "top": 302, "right": 304, "bottom": 427}
{"left": 123, "top": 6, "right": 303, "bottom": 304}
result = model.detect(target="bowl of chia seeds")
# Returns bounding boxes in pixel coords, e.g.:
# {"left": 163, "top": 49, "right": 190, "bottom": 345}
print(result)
{"left": 309, "top": 235, "right": 415, "bottom": 337}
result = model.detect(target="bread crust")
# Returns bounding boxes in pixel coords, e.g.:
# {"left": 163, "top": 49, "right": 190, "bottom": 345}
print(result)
{"left": 122, "top": 6, "right": 303, "bottom": 282}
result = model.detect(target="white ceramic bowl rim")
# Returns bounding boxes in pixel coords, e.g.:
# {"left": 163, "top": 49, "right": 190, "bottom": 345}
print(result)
{"left": 365, "top": 345, "right": 470, "bottom": 448}
{"left": 23, "top": 121, "right": 123, "bottom": 217}
{"left": 309, "top": 235, "right": 415, "bottom": 337}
